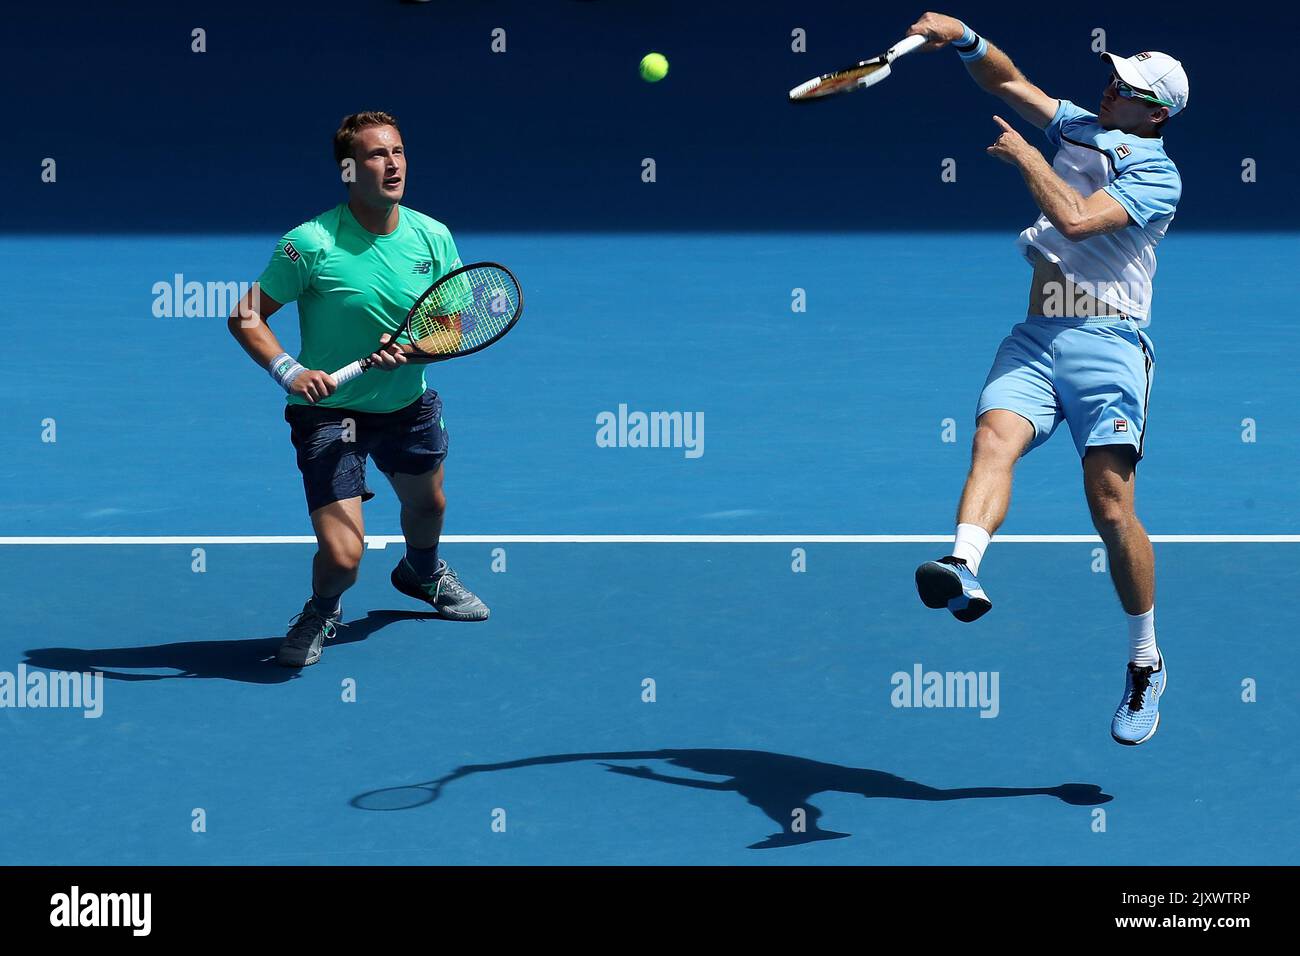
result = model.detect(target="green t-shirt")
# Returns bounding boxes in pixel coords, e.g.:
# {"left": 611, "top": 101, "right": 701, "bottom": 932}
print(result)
{"left": 256, "top": 203, "right": 463, "bottom": 413}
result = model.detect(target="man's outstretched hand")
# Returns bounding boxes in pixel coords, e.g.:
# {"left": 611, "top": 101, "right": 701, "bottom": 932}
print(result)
{"left": 906, "top": 11, "right": 966, "bottom": 50}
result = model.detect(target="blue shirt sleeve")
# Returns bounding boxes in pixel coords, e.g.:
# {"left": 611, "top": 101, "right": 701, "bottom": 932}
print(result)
{"left": 1103, "top": 161, "right": 1181, "bottom": 227}
{"left": 1044, "top": 99, "right": 1096, "bottom": 148}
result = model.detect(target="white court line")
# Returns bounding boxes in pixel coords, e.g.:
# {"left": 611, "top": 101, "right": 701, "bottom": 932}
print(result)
{"left": 0, "top": 534, "right": 1297, "bottom": 547}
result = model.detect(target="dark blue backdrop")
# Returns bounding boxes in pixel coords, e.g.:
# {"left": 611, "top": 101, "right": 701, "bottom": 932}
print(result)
{"left": 3, "top": 0, "right": 1295, "bottom": 232}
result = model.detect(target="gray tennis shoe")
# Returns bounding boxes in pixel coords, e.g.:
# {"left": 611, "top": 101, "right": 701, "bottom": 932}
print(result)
{"left": 391, "top": 558, "right": 490, "bottom": 621}
{"left": 276, "top": 601, "right": 341, "bottom": 668}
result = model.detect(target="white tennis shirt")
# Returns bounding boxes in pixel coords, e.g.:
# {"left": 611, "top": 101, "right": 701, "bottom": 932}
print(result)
{"left": 1018, "top": 99, "right": 1182, "bottom": 326}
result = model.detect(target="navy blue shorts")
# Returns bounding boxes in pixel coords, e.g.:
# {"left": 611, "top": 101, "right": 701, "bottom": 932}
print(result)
{"left": 284, "top": 389, "right": 449, "bottom": 515}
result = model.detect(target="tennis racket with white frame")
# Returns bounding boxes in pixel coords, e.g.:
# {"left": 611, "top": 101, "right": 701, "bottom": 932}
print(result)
{"left": 788, "top": 34, "right": 927, "bottom": 102}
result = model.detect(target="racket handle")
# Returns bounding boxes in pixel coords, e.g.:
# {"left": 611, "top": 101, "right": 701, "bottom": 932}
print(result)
{"left": 329, "top": 360, "right": 367, "bottom": 386}
{"left": 890, "top": 34, "right": 926, "bottom": 59}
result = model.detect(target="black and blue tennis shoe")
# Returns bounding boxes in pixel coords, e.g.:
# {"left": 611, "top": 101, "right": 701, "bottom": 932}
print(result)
{"left": 1111, "top": 653, "right": 1166, "bottom": 746}
{"left": 915, "top": 556, "right": 992, "bottom": 622}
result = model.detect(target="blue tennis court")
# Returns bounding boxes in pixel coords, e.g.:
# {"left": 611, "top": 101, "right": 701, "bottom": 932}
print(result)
{"left": 2, "top": 232, "right": 1296, "bottom": 865}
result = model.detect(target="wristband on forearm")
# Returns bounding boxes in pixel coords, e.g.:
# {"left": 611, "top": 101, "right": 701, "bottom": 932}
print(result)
{"left": 953, "top": 22, "right": 988, "bottom": 62}
{"left": 268, "top": 351, "right": 306, "bottom": 392}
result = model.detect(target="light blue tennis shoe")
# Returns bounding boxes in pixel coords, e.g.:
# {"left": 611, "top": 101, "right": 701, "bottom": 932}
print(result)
{"left": 915, "top": 556, "right": 992, "bottom": 622}
{"left": 1111, "top": 653, "right": 1166, "bottom": 746}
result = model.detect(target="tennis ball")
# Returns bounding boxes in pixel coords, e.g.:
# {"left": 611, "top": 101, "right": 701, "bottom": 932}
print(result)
{"left": 639, "top": 52, "right": 669, "bottom": 83}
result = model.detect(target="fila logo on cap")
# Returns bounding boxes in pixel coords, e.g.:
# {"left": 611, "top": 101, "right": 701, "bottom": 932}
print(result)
{"left": 283, "top": 241, "right": 300, "bottom": 262}
{"left": 1114, "top": 419, "right": 1129, "bottom": 433}
{"left": 1135, "top": 52, "right": 1152, "bottom": 61}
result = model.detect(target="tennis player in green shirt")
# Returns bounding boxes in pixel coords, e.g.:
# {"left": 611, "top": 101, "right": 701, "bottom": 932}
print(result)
{"left": 228, "top": 111, "right": 489, "bottom": 668}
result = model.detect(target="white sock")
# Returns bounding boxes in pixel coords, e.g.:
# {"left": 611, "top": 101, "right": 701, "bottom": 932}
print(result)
{"left": 1127, "top": 607, "right": 1158, "bottom": 667}
{"left": 951, "top": 523, "right": 991, "bottom": 575}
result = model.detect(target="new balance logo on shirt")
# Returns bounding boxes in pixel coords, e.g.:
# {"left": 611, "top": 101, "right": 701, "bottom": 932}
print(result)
{"left": 412, "top": 260, "right": 432, "bottom": 275}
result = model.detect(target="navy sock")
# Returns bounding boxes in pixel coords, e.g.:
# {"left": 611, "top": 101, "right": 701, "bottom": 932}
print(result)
{"left": 405, "top": 544, "right": 441, "bottom": 581}
{"left": 311, "top": 590, "right": 341, "bottom": 619}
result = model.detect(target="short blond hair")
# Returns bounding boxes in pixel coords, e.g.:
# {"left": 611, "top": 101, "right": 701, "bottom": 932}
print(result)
{"left": 333, "top": 111, "right": 401, "bottom": 166}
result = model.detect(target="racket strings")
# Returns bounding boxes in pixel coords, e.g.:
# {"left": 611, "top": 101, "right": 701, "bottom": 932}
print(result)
{"left": 815, "top": 64, "right": 885, "bottom": 95}
{"left": 789, "top": 60, "right": 887, "bottom": 100}
{"left": 409, "top": 266, "right": 520, "bottom": 356}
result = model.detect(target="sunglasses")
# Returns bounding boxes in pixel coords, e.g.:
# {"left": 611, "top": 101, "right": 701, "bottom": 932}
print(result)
{"left": 1109, "top": 76, "right": 1174, "bottom": 108}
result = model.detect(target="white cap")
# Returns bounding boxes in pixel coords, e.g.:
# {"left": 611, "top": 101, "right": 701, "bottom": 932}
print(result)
{"left": 1100, "top": 50, "right": 1189, "bottom": 116}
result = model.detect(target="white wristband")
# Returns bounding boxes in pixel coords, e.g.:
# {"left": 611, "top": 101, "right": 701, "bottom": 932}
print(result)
{"left": 268, "top": 352, "right": 306, "bottom": 392}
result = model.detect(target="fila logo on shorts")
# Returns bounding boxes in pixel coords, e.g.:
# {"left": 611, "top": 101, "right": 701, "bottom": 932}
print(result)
{"left": 1114, "top": 419, "right": 1129, "bottom": 433}
{"left": 283, "top": 241, "right": 300, "bottom": 263}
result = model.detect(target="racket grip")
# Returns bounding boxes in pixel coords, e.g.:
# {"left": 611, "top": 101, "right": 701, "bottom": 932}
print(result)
{"left": 330, "top": 360, "right": 367, "bottom": 386}
{"left": 890, "top": 34, "right": 926, "bottom": 58}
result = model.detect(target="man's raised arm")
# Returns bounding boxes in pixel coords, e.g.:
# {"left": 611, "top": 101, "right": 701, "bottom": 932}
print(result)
{"left": 907, "top": 12, "right": 1058, "bottom": 129}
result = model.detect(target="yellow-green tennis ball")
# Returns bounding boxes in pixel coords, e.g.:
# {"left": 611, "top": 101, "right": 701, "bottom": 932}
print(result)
{"left": 639, "top": 52, "right": 669, "bottom": 83}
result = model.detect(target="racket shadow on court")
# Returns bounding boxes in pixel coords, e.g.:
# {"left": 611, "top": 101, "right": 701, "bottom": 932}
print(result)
{"left": 22, "top": 609, "right": 438, "bottom": 685}
{"left": 352, "top": 749, "right": 1114, "bottom": 850}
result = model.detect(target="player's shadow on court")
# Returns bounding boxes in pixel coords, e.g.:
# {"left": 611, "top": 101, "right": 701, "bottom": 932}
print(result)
{"left": 21, "top": 609, "right": 439, "bottom": 685}
{"left": 352, "top": 749, "right": 1114, "bottom": 850}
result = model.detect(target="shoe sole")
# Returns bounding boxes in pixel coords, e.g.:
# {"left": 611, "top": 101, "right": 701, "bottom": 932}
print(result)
{"left": 1112, "top": 665, "right": 1167, "bottom": 746}
{"left": 391, "top": 568, "right": 490, "bottom": 621}
{"left": 915, "top": 562, "right": 991, "bottom": 623}
{"left": 276, "top": 650, "right": 321, "bottom": 668}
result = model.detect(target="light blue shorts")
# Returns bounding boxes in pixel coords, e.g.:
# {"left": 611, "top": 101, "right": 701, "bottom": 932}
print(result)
{"left": 976, "top": 316, "right": 1155, "bottom": 461}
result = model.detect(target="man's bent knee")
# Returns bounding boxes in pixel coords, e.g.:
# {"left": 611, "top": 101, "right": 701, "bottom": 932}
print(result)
{"left": 319, "top": 538, "right": 364, "bottom": 573}
{"left": 972, "top": 414, "right": 1032, "bottom": 465}
{"left": 1086, "top": 480, "right": 1138, "bottom": 539}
